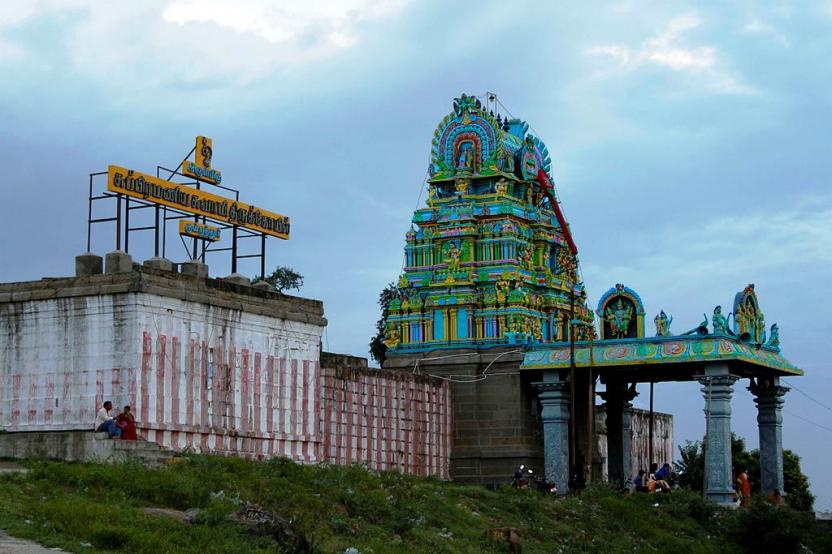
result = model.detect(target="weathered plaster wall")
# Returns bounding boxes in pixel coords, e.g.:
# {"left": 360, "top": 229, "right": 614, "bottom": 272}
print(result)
{"left": 595, "top": 407, "right": 674, "bottom": 481}
{"left": 320, "top": 364, "right": 452, "bottom": 479}
{"left": 0, "top": 269, "right": 455, "bottom": 478}
{"left": 0, "top": 269, "right": 325, "bottom": 460}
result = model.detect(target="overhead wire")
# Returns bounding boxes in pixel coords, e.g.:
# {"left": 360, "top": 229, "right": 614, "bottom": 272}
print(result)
{"left": 785, "top": 410, "right": 832, "bottom": 434}
{"left": 420, "top": 349, "right": 526, "bottom": 383}
{"left": 788, "top": 383, "right": 832, "bottom": 415}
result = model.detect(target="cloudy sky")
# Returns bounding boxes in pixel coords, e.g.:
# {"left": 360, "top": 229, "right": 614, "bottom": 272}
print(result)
{"left": 1, "top": 1, "right": 831, "bottom": 509}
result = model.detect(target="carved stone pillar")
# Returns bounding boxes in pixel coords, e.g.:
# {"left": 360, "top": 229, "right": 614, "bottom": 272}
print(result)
{"left": 604, "top": 381, "right": 638, "bottom": 486}
{"left": 698, "top": 366, "right": 738, "bottom": 504}
{"left": 749, "top": 377, "right": 789, "bottom": 495}
{"left": 533, "top": 376, "right": 570, "bottom": 494}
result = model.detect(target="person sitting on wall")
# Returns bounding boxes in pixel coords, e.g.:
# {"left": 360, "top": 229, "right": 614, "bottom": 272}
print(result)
{"left": 94, "top": 401, "right": 121, "bottom": 438}
{"left": 647, "top": 470, "right": 671, "bottom": 493}
{"left": 115, "top": 405, "right": 137, "bottom": 441}
{"left": 633, "top": 469, "right": 649, "bottom": 493}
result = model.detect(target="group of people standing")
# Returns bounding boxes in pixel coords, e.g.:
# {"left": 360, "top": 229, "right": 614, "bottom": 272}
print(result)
{"left": 94, "top": 400, "right": 137, "bottom": 440}
{"left": 632, "top": 462, "right": 673, "bottom": 493}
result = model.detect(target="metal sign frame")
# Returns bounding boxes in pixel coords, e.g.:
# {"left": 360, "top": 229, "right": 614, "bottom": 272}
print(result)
{"left": 86, "top": 150, "right": 269, "bottom": 277}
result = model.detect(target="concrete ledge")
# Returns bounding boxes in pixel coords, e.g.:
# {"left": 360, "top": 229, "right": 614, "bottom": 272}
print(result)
{"left": 0, "top": 431, "right": 173, "bottom": 466}
{"left": 0, "top": 265, "right": 326, "bottom": 326}
{"left": 0, "top": 430, "right": 125, "bottom": 463}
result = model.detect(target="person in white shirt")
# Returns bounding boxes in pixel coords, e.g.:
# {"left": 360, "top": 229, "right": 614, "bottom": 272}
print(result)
{"left": 95, "top": 400, "right": 121, "bottom": 438}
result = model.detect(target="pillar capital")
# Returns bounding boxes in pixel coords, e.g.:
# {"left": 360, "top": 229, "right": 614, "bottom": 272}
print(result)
{"left": 533, "top": 380, "right": 570, "bottom": 396}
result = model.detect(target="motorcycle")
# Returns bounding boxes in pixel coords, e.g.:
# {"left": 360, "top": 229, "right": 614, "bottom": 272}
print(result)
{"left": 511, "top": 465, "right": 557, "bottom": 495}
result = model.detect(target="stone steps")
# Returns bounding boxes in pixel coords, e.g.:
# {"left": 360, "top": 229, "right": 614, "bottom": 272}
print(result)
{"left": 94, "top": 432, "right": 178, "bottom": 467}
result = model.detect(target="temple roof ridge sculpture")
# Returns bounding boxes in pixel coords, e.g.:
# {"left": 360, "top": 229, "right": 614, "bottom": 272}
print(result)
{"left": 522, "top": 282, "right": 800, "bottom": 376}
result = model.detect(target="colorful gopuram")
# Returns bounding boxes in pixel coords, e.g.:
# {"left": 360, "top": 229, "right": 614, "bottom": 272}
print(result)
{"left": 385, "top": 94, "right": 593, "bottom": 353}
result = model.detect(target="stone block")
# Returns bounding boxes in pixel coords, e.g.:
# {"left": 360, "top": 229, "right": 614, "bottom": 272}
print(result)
{"left": 105, "top": 250, "right": 133, "bottom": 274}
{"left": 251, "top": 279, "right": 273, "bottom": 291}
{"left": 181, "top": 261, "right": 209, "bottom": 279}
{"left": 144, "top": 257, "right": 176, "bottom": 272}
{"left": 224, "top": 273, "right": 250, "bottom": 287}
{"left": 75, "top": 252, "right": 103, "bottom": 276}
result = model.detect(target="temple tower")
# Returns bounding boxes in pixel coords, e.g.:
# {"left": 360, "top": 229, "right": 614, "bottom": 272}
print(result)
{"left": 384, "top": 94, "right": 594, "bottom": 483}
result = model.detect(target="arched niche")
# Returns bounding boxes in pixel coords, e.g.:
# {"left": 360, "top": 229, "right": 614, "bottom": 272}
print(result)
{"left": 596, "top": 284, "right": 646, "bottom": 340}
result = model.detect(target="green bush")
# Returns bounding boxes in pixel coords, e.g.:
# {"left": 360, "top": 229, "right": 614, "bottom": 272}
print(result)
{"left": 726, "top": 497, "right": 813, "bottom": 553}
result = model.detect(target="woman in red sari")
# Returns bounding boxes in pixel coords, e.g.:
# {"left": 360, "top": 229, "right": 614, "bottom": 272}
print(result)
{"left": 115, "top": 405, "right": 138, "bottom": 441}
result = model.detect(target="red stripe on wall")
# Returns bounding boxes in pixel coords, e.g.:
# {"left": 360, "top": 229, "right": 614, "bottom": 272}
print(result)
{"left": 290, "top": 359, "right": 298, "bottom": 439}
{"left": 228, "top": 347, "right": 236, "bottom": 444}
{"left": 266, "top": 355, "right": 275, "bottom": 437}
{"left": 277, "top": 357, "right": 286, "bottom": 438}
{"left": 301, "top": 360, "right": 309, "bottom": 440}
{"left": 171, "top": 337, "right": 180, "bottom": 427}
{"left": 186, "top": 340, "right": 195, "bottom": 428}
{"left": 345, "top": 376, "right": 354, "bottom": 464}
{"left": 140, "top": 332, "right": 151, "bottom": 424}
{"left": 375, "top": 375, "right": 383, "bottom": 470}
{"left": 254, "top": 352, "right": 262, "bottom": 437}
{"left": 403, "top": 380, "right": 411, "bottom": 474}
{"left": 43, "top": 374, "right": 54, "bottom": 426}
{"left": 335, "top": 371, "right": 343, "bottom": 464}
{"left": 366, "top": 374, "right": 375, "bottom": 470}
{"left": 386, "top": 378, "right": 393, "bottom": 470}
{"left": 241, "top": 349, "right": 250, "bottom": 436}
{"left": 200, "top": 342, "right": 209, "bottom": 431}
{"left": 156, "top": 335, "right": 167, "bottom": 425}
{"left": 321, "top": 368, "right": 331, "bottom": 462}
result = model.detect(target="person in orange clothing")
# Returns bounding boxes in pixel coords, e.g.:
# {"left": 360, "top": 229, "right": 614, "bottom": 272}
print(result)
{"left": 736, "top": 466, "right": 752, "bottom": 508}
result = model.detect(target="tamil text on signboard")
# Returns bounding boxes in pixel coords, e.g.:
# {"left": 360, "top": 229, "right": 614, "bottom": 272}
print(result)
{"left": 179, "top": 220, "right": 221, "bottom": 242}
{"left": 107, "top": 165, "right": 289, "bottom": 239}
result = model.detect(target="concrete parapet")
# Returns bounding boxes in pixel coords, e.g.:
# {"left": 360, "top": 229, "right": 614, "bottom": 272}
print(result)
{"left": 105, "top": 250, "right": 133, "bottom": 274}
{"left": 0, "top": 264, "right": 326, "bottom": 327}
{"left": 75, "top": 252, "right": 103, "bottom": 276}
{"left": 144, "top": 257, "right": 176, "bottom": 272}
{"left": 181, "top": 260, "right": 209, "bottom": 279}
{"left": 224, "top": 273, "right": 250, "bottom": 287}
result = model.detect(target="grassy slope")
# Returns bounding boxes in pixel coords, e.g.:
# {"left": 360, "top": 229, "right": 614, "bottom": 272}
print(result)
{"left": 0, "top": 456, "right": 826, "bottom": 553}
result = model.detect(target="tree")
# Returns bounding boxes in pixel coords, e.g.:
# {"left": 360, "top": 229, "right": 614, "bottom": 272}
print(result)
{"left": 674, "top": 433, "right": 814, "bottom": 511}
{"left": 782, "top": 449, "right": 814, "bottom": 511}
{"left": 256, "top": 266, "right": 304, "bottom": 294}
{"left": 369, "top": 282, "right": 401, "bottom": 366}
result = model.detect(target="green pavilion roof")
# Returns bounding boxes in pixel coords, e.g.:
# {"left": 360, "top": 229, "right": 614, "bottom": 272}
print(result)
{"left": 521, "top": 335, "right": 802, "bottom": 376}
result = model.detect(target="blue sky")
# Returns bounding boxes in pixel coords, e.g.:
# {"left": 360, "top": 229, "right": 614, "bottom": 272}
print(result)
{"left": 1, "top": 1, "right": 831, "bottom": 509}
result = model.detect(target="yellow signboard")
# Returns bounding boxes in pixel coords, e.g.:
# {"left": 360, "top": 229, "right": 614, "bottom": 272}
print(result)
{"left": 107, "top": 165, "right": 290, "bottom": 239}
{"left": 179, "top": 220, "right": 221, "bottom": 242}
{"left": 181, "top": 136, "right": 222, "bottom": 184}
